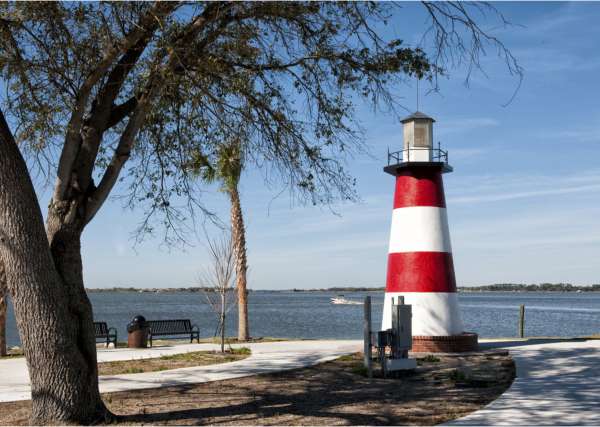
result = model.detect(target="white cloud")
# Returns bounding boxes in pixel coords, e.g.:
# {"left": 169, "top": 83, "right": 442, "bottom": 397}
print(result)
{"left": 449, "top": 183, "right": 600, "bottom": 204}
{"left": 447, "top": 170, "right": 600, "bottom": 204}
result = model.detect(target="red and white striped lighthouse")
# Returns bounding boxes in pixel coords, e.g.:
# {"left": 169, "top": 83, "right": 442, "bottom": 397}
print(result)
{"left": 382, "top": 111, "right": 477, "bottom": 353}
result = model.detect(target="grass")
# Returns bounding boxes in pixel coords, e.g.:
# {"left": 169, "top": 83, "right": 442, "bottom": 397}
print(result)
{"left": 337, "top": 354, "right": 357, "bottom": 362}
{"left": 122, "top": 367, "right": 145, "bottom": 374}
{"left": 350, "top": 365, "right": 369, "bottom": 376}
{"left": 0, "top": 352, "right": 24, "bottom": 359}
{"left": 147, "top": 336, "right": 296, "bottom": 347}
{"left": 97, "top": 348, "right": 251, "bottom": 376}
{"left": 417, "top": 354, "right": 441, "bottom": 366}
{"left": 447, "top": 369, "right": 468, "bottom": 383}
{"left": 157, "top": 347, "right": 250, "bottom": 362}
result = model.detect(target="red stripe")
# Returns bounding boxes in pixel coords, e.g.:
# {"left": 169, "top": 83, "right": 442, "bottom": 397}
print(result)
{"left": 393, "top": 169, "right": 446, "bottom": 209}
{"left": 385, "top": 252, "right": 457, "bottom": 293}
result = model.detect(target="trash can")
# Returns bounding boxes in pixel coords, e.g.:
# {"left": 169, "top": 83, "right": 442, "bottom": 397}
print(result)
{"left": 127, "top": 315, "right": 149, "bottom": 348}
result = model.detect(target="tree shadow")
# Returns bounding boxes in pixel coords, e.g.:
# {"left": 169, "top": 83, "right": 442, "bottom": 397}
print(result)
{"left": 116, "top": 356, "right": 511, "bottom": 426}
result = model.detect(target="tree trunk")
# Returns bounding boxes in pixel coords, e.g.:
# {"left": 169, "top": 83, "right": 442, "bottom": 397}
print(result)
{"left": 0, "top": 113, "right": 109, "bottom": 424}
{"left": 0, "top": 263, "right": 7, "bottom": 357}
{"left": 229, "top": 187, "right": 249, "bottom": 342}
{"left": 220, "top": 292, "right": 225, "bottom": 353}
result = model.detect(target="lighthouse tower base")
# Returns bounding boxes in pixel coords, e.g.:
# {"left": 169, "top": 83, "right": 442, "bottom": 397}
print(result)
{"left": 412, "top": 333, "right": 478, "bottom": 353}
{"left": 382, "top": 292, "right": 478, "bottom": 353}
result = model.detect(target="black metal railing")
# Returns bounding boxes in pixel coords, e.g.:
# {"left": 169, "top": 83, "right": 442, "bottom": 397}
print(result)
{"left": 387, "top": 142, "right": 448, "bottom": 165}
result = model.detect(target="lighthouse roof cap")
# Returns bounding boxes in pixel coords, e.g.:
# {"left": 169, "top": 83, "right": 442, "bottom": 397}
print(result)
{"left": 400, "top": 111, "right": 435, "bottom": 123}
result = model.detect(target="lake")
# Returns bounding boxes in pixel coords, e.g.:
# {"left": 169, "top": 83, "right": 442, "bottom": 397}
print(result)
{"left": 4, "top": 291, "right": 600, "bottom": 347}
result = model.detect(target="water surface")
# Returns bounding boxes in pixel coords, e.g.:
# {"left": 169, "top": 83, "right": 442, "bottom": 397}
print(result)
{"left": 5, "top": 291, "right": 599, "bottom": 347}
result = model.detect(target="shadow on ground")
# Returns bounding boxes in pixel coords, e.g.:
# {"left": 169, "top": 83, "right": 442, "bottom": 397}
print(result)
{"left": 108, "top": 353, "right": 513, "bottom": 426}
{"left": 479, "top": 337, "right": 589, "bottom": 349}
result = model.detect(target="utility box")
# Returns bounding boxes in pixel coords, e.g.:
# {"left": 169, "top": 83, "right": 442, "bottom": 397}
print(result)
{"left": 392, "top": 301, "right": 413, "bottom": 353}
{"left": 363, "top": 295, "right": 416, "bottom": 377}
{"left": 387, "top": 298, "right": 416, "bottom": 372}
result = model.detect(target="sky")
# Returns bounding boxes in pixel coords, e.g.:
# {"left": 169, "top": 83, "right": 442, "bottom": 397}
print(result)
{"left": 25, "top": 2, "right": 600, "bottom": 289}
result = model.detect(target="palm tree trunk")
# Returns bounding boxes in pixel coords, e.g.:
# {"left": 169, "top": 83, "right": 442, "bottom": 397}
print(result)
{"left": 229, "top": 187, "right": 249, "bottom": 341}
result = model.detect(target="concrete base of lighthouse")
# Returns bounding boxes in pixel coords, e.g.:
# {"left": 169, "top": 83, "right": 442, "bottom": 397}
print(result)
{"left": 382, "top": 292, "right": 478, "bottom": 353}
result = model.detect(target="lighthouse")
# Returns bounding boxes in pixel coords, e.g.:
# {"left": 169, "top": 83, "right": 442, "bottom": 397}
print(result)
{"left": 382, "top": 111, "right": 477, "bottom": 353}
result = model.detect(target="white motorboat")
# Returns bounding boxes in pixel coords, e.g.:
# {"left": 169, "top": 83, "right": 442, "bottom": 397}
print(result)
{"left": 330, "top": 296, "right": 362, "bottom": 305}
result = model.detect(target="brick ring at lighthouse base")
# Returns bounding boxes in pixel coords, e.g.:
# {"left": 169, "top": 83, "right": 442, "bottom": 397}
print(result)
{"left": 382, "top": 111, "right": 478, "bottom": 353}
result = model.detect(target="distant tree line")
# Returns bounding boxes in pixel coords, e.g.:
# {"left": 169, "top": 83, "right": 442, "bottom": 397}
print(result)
{"left": 459, "top": 283, "right": 600, "bottom": 292}
{"left": 86, "top": 284, "right": 600, "bottom": 293}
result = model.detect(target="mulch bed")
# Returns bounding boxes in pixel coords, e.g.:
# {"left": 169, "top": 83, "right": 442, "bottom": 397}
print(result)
{"left": 0, "top": 351, "right": 515, "bottom": 426}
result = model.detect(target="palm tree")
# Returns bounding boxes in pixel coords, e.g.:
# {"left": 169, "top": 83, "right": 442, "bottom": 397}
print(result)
{"left": 194, "top": 139, "right": 250, "bottom": 341}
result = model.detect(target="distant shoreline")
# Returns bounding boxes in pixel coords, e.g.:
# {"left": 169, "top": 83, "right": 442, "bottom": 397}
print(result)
{"left": 86, "top": 284, "right": 600, "bottom": 293}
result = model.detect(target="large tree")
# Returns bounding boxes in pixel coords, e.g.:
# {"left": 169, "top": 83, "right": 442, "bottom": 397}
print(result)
{"left": 0, "top": 263, "right": 7, "bottom": 357}
{"left": 0, "top": 1, "right": 519, "bottom": 424}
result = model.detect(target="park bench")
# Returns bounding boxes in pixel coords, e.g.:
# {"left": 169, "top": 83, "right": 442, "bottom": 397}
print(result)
{"left": 147, "top": 319, "right": 200, "bottom": 347}
{"left": 94, "top": 321, "right": 117, "bottom": 348}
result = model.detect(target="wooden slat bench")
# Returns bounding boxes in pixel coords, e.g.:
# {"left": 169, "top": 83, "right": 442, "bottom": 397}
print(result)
{"left": 147, "top": 319, "right": 200, "bottom": 347}
{"left": 94, "top": 321, "right": 117, "bottom": 348}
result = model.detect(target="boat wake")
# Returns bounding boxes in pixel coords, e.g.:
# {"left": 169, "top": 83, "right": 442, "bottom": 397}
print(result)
{"left": 330, "top": 296, "right": 362, "bottom": 305}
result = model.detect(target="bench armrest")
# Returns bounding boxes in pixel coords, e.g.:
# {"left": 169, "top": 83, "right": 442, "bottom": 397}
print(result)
{"left": 108, "top": 327, "right": 117, "bottom": 335}
{"left": 191, "top": 324, "right": 200, "bottom": 332}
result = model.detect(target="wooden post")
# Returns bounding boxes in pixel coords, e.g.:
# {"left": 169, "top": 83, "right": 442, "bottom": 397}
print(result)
{"left": 519, "top": 304, "right": 525, "bottom": 338}
{"left": 364, "top": 296, "right": 372, "bottom": 378}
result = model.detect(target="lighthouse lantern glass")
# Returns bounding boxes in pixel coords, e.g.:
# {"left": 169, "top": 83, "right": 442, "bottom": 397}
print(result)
{"left": 402, "top": 118, "right": 433, "bottom": 162}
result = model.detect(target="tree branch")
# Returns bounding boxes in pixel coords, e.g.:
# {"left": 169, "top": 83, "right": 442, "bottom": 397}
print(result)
{"left": 105, "top": 97, "right": 138, "bottom": 131}
{"left": 53, "top": 1, "right": 180, "bottom": 202}
{"left": 86, "top": 3, "right": 237, "bottom": 223}
{"left": 85, "top": 95, "right": 152, "bottom": 225}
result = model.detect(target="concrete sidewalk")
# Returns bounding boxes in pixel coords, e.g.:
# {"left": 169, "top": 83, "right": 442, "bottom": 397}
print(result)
{"left": 0, "top": 340, "right": 361, "bottom": 402}
{"left": 3, "top": 338, "right": 599, "bottom": 426}
{"left": 449, "top": 338, "right": 600, "bottom": 426}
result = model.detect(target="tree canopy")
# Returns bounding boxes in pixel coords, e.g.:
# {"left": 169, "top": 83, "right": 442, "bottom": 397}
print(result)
{"left": 0, "top": 1, "right": 519, "bottom": 243}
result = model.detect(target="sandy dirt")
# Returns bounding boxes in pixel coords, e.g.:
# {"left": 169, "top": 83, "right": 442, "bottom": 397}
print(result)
{"left": 0, "top": 351, "right": 515, "bottom": 426}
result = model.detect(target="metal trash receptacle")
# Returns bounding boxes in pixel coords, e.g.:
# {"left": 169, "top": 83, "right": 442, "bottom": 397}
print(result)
{"left": 127, "top": 315, "right": 149, "bottom": 348}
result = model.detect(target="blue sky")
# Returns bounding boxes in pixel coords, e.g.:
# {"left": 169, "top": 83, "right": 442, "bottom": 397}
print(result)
{"left": 29, "top": 2, "right": 600, "bottom": 289}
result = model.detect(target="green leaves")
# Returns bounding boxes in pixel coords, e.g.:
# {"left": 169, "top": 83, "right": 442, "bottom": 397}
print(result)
{"left": 0, "top": 1, "right": 518, "bottom": 244}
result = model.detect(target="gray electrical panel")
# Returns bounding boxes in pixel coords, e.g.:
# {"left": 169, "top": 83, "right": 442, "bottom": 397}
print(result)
{"left": 391, "top": 298, "right": 412, "bottom": 357}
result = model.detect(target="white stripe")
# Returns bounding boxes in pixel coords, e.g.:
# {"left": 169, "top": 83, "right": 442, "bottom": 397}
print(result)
{"left": 381, "top": 292, "right": 464, "bottom": 336}
{"left": 388, "top": 206, "right": 452, "bottom": 253}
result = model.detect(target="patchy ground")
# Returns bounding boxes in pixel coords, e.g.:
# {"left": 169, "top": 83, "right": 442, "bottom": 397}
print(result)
{"left": 0, "top": 351, "right": 514, "bottom": 426}
{"left": 98, "top": 348, "right": 251, "bottom": 376}
{"left": 95, "top": 336, "right": 296, "bottom": 350}
{"left": 1, "top": 337, "right": 293, "bottom": 359}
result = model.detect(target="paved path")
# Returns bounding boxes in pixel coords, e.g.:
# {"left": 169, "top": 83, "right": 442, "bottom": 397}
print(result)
{"left": 3, "top": 338, "right": 599, "bottom": 426}
{"left": 450, "top": 338, "right": 600, "bottom": 426}
{"left": 0, "top": 340, "right": 361, "bottom": 403}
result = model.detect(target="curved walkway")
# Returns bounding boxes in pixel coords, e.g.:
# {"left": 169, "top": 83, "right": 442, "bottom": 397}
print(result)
{"left": 0, "top": 340, "right": 361, "bottom": 403}
{"left": 450, "top": 338, "right": 600, "bottom": 425}
{"left": 2, "top": 338, "right": 599, "bottom": 426}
